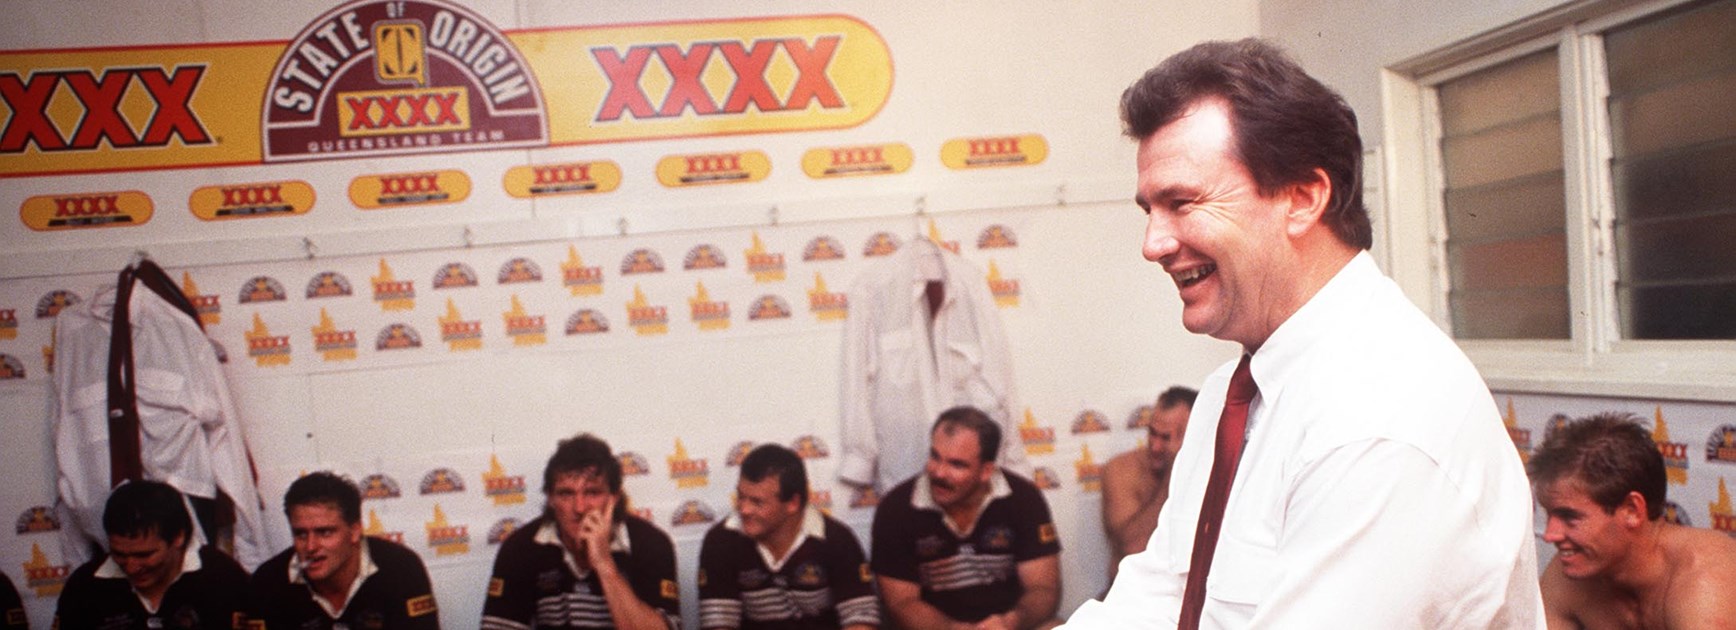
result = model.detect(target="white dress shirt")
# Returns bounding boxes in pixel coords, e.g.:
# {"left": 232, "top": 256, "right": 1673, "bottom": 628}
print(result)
{"left": 50, "top": 283, "right": 269, "bottom": 570}
{"left": 839, "top": 238, "right": 1027, "bottom": 491}
{"left": 1065, "top": 252, "right": 1544, "bottom": 629}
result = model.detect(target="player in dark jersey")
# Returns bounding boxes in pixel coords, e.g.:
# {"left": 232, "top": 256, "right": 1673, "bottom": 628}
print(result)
{"left": 698, "top": 444, "right": 877, "bottom": 630}
{"left": 54, "top": 480, "right": 249, "bottom": 630}
{"left": 482, "top": 433, "right": 679, "bottom": 630}
{"left": 0, "top": 570, "right": 24, "bottom": 629}
{"left": 246, "top": 472, "right": 440, "bottom": 629}
{"left": 871, "top": 407, "right": 1062, "bottom": 630}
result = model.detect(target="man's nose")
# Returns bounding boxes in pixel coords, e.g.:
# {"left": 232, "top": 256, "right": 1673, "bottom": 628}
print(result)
{"left": 1143, "top": 213, "right": 1179, "bottom": 263}
{"left": 1540, "top": 517, "right": 1565, "bottom": 543}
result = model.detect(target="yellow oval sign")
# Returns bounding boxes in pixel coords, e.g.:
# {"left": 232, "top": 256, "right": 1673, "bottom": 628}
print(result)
{"left": 940, "top": 134, "right": 1049, "bottom": 170}
{"left": 504, "top": 161, "right": 622, "bottom": 198}
{"left": 802, "top": 143, "right": 913, "bottom": 178}
{"left": 188, "top": 180, "right": 315, "bottom": 220}
{"left": 20, "top": 191, "right": 153, "bottom": 231}
{"left": 655, "top": 151, "right": 771, "bottom": 188}
{"left": 348, "top": 170, "right": 472, "bottom": 209}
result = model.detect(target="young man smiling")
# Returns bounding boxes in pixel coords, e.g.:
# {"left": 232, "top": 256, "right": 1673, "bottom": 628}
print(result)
{"left": 246, "top": 472, "right": 439, "bottom": 629}
{"left": 55, "top": 480, "right": 249, "bottom": 630}
{"left": 1530, "top": 412, "right": 1736, "bottom": 629}
{"left": 698, "top": 444, "right": 878, "bottom": 630}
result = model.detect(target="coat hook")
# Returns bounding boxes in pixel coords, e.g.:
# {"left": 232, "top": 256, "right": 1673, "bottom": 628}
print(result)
{"left": 914, "top": 195, "right": 928, "bottom": 217}
{"left": 617, "top": 217, "right": 630, "bottom": 237}
{"left": 302, "top": 237, "right": 318, "bottom": 259}
{"left": 463, "top": 225, "right": 476, "bottom": 248}
{"left": 768, "top": 205, "right": 780, "bottom": 227}
{"left": 1055, "top": 183, "right": 1068, "bottom": 206}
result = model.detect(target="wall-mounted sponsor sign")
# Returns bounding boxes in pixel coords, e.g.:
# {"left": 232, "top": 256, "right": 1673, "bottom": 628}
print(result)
{"left": 20, "top": 191, "right": 153, "bottom": 230}
{"left": 655, "top": 150, "right": 771, "bottom": 187}
{"left": 349, "top": 170, "right": 471, "bottom": 208}
{"left": 189, "top": 180, "right": 315, "bottom": 220}
{"left": 940, "top": 134, "right": 1048, "bottom": 170}
{"left": 503, "top": 161, "right": 621, "bottom": 198}
{"left": 801, "top": 142, "right": 912, "bottom": 178}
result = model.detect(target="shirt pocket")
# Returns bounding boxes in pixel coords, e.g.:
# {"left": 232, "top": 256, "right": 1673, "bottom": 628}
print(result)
{"left": 945, "top": 341, "right": 1005, "bottom": 410}
{"left": 1205, "top": 534, "right": 1279, "bottom": 610}
{"left": 875, "top": 328, "right": 919, "bottom": 386}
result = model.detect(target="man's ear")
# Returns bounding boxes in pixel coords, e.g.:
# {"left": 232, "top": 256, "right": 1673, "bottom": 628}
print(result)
{"left": 1619, "top": 491, "right": 1649, "bottom": 528}
{"left": 1284, "top": 168, "right": 1333, "bottom": 239}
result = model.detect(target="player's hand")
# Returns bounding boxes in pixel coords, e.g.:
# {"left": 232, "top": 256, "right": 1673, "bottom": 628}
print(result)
{"left": 580, "top": 495, "right": 617, "bottom": 569}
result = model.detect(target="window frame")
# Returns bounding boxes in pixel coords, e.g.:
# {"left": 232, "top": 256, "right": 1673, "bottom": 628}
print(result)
{"left": 1388, "top": 0, "right": 1736, "bottom": 402}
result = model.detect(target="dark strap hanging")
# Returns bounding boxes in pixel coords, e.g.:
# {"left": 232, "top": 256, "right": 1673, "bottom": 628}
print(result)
{"left": 105, "top": 259, "right": 204, "bottom": 487}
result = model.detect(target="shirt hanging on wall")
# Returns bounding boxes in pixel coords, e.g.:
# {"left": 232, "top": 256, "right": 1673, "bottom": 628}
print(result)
{"left": 839, "top": 237, "right": 1028, "bottom": 492}
{"left": 49, "top": 264, "right": 269, "bottom": 570}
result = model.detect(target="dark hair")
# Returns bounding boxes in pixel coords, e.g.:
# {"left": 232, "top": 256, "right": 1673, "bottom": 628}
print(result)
{"left": 544, "top": 433, "right": 623, "bottom": 495}
{"left": 1156, "top": 386, "right": 1199, "bottom": 410}
{"left": 933, "top": 406, "right": 1002, "bottom": 465}
{"left": 284, "top": 471, "right": 363, "bottom": 525}
{"left": 740, "top": 444, "right": 809, "bottom": 508}
{"left": 103, "top": 480, "right": 192, "bottom": 544}
{"left": 1528, "top": 412, "right": 1665, "bottom": 520}
{"left": 1121, "top": 38, "right": 1371, "bottom": 250}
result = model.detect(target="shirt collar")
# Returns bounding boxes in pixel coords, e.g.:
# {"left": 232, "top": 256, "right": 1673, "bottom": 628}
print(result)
{"left": 95, "top": 534, "right": 203, "bottom": 580}
{"left": 1247, "top": 251, "right": 1377, "bottom": 407}
{"left": 723, "top": 504, "right": 828, "bottom": 571}
{"left": 534, "top": 517, "right": 631, "bottom": 578}
{"left": 288, "top": 537, "right": 377, "bottom": 619}
{"left": 911, "top": 470, "right": 1011, "bottom": 536}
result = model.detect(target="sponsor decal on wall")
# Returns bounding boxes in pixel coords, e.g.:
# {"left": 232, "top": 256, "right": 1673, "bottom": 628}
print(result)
{"left": 0, "top": 309, "right": 15, "bottom": 340}
{"left": 626, "top": 285, "right": 668, "bottom": 336}
{"left": 744, "top": 232, "right": 786, "bottom": 282}
{"left": 502, "top": 295, "right": 547, "bottom": 347}
{"left": 35, "top": 290, "right": 79, "bottom": 319}
{"left": 245, "top": 314, "right": 292, "bottom": 367}
{"left": 22, "top": 544, "right": 69, "bottom": 597}
{"left": 618, "top": 452, "right": 650, "bottom": 476}
{"left": 656, "top": 151, "right": 771, "bottom": 187}
{"left": 239, "top": 276, "right": 288, "bottom": 304}
{"left": 862, "top": 232, "right": 899, "bottom": 257}
{"left": 671, "top": 499, "right": 717, "bottom": 527}
{"left": 1126, "top": 404, "right": 1154, "bottom": 431}
{"left": 803, "top": 236, "right": 846, "bottom": 262}
{"left": 1032, "top": 467, "right": 1062, "bottom": 490}
{"left": 372, "top": 259, "right": 416, "bottom": 310}
{"left": 807, "top": 273, "right": 847, "bottom": 321}
{"left": 561, "top": 246, "right": 603, "bottom": 296}
{"left": 1074, "top": 444, "right": 1102, "bottom": 492}
{"left": 1503, "top": 399, "right": 1533, "bottom": 463}
{"left": 1020, "top": 409, "right": 1055, "bottom": 456}
{"left": 689, "top": 282, "right": 730, "bottom": 331}
{"left": 565, "top": 309, "right": 609, "bottom": 335}
{"left": 438, "top": 299, "right": 483, "bottom": 351}
{"left": 498, "top": 258, "right": 543, "bottom": 285}
{"left": 486, "top": 517, "right": 521, "bottom": 544}
{"left": 20, "top": 191, "right": 153, "bottom": 231}
{"left": 482, "top": 454, "right": 527, "bottom": 506}
{"left": 791, "top": 435, "right": 829, "bottom": 459}
{"left": 365, "top": 509, "right": 405, "bottom": 544}
{"left": 1652, "top": 407, "right": 1688, "bottom": 485}
{"left": 801, "top": 142, "right": 912, "bottom": 178}
{"left": 668, "top": 439, "right": 710, "bottom": 489}
{"left": 1071, "top": 410, "right": 1110, "bottom": 435}
{"left": 0, "top": 354, "right": 25, "bottom": 380}
{"left": 1713, "top": 478, "right": 1734, "bottom": 535}
{"left": 360, "top": 473, "right": 403, "bottom": 499}
{"left": 425, "top": 503, "right": 471, "bottom": 556}
{"left": 1709, "top": 426, "right": 1736, "bottom": 464}
{"left": 376, "top": 323, "right": 423, "bottom": 350}
{"left": 848, "top": 486, "right": 879, "bottom": 509}
{"left": 188, "top": 180, "right": 314, "bottom": 220}
{"left": 726, "top": 441, "right": 755, "bottom": 467}
{"left": 181, "top": 273, "right": 221, "bottom": 325}
{"left": 504, "top": 160, "right": 621, "bottom": 198}
{"left": 307, "top": 271, "right": 355, "bottom": 299}
{"left": 312, "top": 308, "right": 359, "bottom": 362}
{"left": 684, "top": 244, "right": 728, "bottom": 271}
{"left": 419, "top": 467, "right": 466, "bottom": 495}
{"left": 748, "top": 295, "right": 791, "bottom": 321}
{"left": 977, "top": 224, "right": 1018, "bottom": 249}
{"left": 940, "top": 134, "right": 1048, "bottom": 170}
{"left": 621, "top": 249, "right": 665, "bottom": 275}
{"left": 925, "top": 221, "right": 960, "bottom": 254}
{"left": 434, "top": 262, "right": 479, "bottom": 290}
{"left": 986, "top": 260, "right": 1020, "bottom": 308}
{"left": 14, "top": 507, "right": 58, "bottom": 535}
{"left": 349, "top": 170, "right": 471, "bottom": 208}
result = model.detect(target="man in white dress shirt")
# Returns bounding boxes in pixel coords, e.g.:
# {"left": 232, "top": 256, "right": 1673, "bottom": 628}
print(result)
{"left": 1062, "top": 38, "right": 1544, "bottom": 628}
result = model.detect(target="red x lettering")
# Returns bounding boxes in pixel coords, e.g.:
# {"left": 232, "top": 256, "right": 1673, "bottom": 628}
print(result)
{"left": 136, "top": 66, "right": 209, "bottom": 145}
{"left": 593, "top": 46, "right": 656, "bottom": 121}
{"left": 400, "top": 94, "right": 434, "bottom": 127}
{"left": 64, "top": 70, "right": 137, "bottom": 148}
{"left": 346, "top": 97, "right": 377, "bottom": 130}
{"left": 657, "top": 43, "right": 718, "bottom": 117}
{"left": 430, "top": 92, "right": 462, "bottom": 125}
{"left": 0, "top": 72, "right": 66, "bottom": 152}
{"left": 719, "top": 40, "right": 780, "bottom": 114}
{"left": 374, "top": 96, "right": 407, "bottom": 128}
{"left": 784, "top": 36, "right": 843, "bottom": 110}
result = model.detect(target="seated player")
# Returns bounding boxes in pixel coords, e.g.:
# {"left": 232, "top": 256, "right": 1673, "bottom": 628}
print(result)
{"left": 1531, "top": 412, "right": 1736, "bottom": 629}
{"left": 699, "top": 443, "right": 878, "bottom": 629}
{"left": 483, "top": 433, "right": 679, "bottom": 629}
{"left": 3, "top": 569, "right": 27, "bottom": 629}
{"left": 1100, "top": 386, "right": 1194, "bottom": 578}
{"left": 872, "top": 407, "right": 1062, "bottom": 630}
{"left": 247, "top": 471, "right": 440, "bottom": 628}
{"left": 54, "top": 480, "right": 249, "bottom": 629}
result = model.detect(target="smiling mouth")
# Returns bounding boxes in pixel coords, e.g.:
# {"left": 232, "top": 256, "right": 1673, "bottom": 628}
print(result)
{"left": 1175, "top": 264, "right": 1215, "bottom": 289}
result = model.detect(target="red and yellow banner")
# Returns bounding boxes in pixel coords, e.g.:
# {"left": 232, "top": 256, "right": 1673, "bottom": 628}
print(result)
{"left": 0, "top": 2, "right": 893, "bottom": 178}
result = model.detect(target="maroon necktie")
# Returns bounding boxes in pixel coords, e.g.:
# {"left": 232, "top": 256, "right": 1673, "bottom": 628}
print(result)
{"left": 1178, "top": 354, "right": 1258, "bottom": 629}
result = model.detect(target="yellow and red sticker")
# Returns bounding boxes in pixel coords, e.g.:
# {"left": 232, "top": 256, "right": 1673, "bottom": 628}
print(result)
{"left": 503, "top": 161, "right": 622, "bottom": 198}
{"left": 940, "top": 134, "right": 1048, "bottom": 170}
{"left": 20, "top": 191, "right": 153, "bottom": 231}
{"left": 655, "top": 151, "right": 771, "bottom": 187}
{"left": 349, "top": 170, "right": 471, "bottom": 209}
{"left": 801, "top": 142, "right": 913, "bottom": 178}
{"left": 188, "top": 180, "right": 315, "bottom": 221}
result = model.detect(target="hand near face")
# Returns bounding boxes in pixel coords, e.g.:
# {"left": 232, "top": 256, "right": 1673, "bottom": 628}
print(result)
{"left": 579, "top": 494, "right": 617, "bottom": 569}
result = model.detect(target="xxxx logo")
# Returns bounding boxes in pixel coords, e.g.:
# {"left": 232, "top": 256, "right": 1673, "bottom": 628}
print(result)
{"left": 350, "top": 170, "right": 470, "bottom": 208}
{"left": 802, "top": 143, "right": 911, "bottom": 178}
{"left": 340, "top": 88, "right": 468, "bottom": 136}
{"left": 504, "top": 160, "right": 621, "bottom": 198}
{"left": 0, "top": 66, "right": 209, "bottom": 153}
{"left": 385, "top": 174, "right": 440, "bottom": 194}
{"left": 21, "top": 191, "right": 153, "bottom": 230}
{"left": 970, "top": 138, "right": 1022, "bottom": 156}
{"left": 190, "top": 180, "right": 316, "bottom": 220}
{"left": 593, "top": 38, "right": 843, "bottom": 122}
{"left": 656, "top": 151, "right": 770, "bottom": 187}
{"left": 941, "top": 134, "right": 1049, "bottom": 170}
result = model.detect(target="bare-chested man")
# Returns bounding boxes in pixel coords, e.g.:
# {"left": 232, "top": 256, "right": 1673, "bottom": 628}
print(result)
{"left": 1100, "top": 386, "right": 1195, "bottom": 579}
{"left": 1530, "top": 412, "right": 1736, "bottom": 629}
